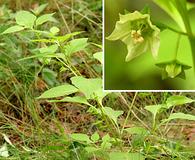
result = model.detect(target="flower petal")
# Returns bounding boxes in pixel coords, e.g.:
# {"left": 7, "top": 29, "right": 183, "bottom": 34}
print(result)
{"left": 107, "top": 20, "right": 131, "bottom": 40}
{"left": 122, "top": 35, "right": 148, "bottom": 61}
{"left": 107, "top": 11, "right": 160, "bottom": 61}
{"left": 165, "top": 63, "right": 182, "bottom": 78}
{"left": 107, "top": 11, "right": 148, "bottom": 41}
{"left": 148, "top": 27, "right": 160, "bottom": 59}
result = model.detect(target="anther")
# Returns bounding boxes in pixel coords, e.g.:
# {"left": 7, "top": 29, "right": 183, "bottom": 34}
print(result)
{"left": 131, "top": 30, "right": 144, "bottom": 44}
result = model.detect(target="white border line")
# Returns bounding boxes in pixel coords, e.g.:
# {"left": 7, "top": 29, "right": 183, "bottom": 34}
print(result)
{"left": 102, "top": 0, "right": 195, "bottom": 92}
{"left": 104, "top": 90, "right": 195, "bottom": 92}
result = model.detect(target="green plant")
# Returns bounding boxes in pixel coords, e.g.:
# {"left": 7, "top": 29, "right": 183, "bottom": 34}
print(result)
{"left": 1, "top": 7, "right": 146, "bottom": 159}
{"left": 0, "top": 2, "right": 104, "bottom": 159}
{"left": 2, "top": 1, "right": 195, "bottom": 160}
{"left": 145, "top": 95, "right": 195, "bottom": 131}
{"left": 106, "top": 0, "right": 195, "bottom": 83}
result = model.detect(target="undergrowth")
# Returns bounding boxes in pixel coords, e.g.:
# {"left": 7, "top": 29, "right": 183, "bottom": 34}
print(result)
{"left": 0, "top": 1, "right": 195, "bottom": 160}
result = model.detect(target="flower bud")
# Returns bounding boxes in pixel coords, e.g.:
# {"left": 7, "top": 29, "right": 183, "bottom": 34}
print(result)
{"left": 156, "top": 60, "right": 191, "bottom": 79}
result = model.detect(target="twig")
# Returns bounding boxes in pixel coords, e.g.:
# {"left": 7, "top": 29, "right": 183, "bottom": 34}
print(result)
{"left": 53, "top": 0, "right": 71, "bottom": 34}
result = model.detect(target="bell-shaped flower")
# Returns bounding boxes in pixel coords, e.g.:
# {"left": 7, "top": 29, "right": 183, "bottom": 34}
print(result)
{"left": 107, "top": 11, "right": 160, "bottom": 62}
{"left": 156, "top": 60, "right": 191, "bottom": 79}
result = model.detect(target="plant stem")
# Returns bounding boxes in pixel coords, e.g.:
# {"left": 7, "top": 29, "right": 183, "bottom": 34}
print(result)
{"left": 174, "top": 1, "right": 192, "bottom": 36}
{"left": 173, "top": 34, "right": 181, "bottom": 60}
{"left": 161, "top": 24, "right": 189, "bottom": 36}
{"left": 56, "top": 57, "right": 79, "bottom": 76}
{"left": 174, "top": 1, "right": 195, "bottom": 75}
{"left": 97, "top": 101, "right": 123, "bottom": 150}
{"left": 98, "top": 101, "right": 119, "bottom": 134}
{"left": 119, "top": 93, "right": 149, "bottom": 131}
{"left": 121, "top": 92, "right": 138, "bottom": 135}
{"left": 53, "top": 0, "right": 71, "bottom": 34}
{"left": 189, "top": 37, "right": 195, "bottom": 74}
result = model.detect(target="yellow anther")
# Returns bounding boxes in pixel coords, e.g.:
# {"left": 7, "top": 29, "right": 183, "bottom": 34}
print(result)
{"left": 131, "top": 30, "right": 144, "bottom": 44}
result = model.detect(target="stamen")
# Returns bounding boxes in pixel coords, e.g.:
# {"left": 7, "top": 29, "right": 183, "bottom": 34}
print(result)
{"left": 131, "top": 30, "right": 144, "bottom": 44}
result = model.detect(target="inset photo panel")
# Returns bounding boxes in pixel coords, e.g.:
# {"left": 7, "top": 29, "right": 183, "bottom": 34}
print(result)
{"left": 104, "top": 0, "right": 195, "bottom": 90}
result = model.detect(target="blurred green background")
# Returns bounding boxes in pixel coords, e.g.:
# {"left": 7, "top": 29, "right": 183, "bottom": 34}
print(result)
{"left": 104, "top": 0, "right": 195, "bottom": 90}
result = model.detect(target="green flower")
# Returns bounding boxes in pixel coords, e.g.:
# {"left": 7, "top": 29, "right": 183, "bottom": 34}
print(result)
{"left": 107, "top": 11, "right": 160, "bottom": 62}
{"left": 156, "top": 60, "right": 191, "bottom": 79}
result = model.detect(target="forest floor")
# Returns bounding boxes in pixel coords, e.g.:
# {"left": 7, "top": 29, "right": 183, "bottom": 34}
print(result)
{"left": 0, "top": 0, "right": 195, "bottom": 160}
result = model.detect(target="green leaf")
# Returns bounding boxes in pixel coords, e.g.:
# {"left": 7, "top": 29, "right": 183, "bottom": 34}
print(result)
{"left": 91, "top": 132, "right": 100, "bottom": 142}
{"left": 166, "top": 95, "right": 194, "bottom": 108}
{"left": 1, "top": 25, "right": 24, "bottom": 34}
{"left": 93, "top": 52, "right": 103, "bottom": 64}
{"left": 102, "top": 134, "right": 112, "bottom": 142}
{"left": 85, "top": 146, "right": 99, "bottom": 153}
{"left": 101, "top": 134, "right": 113, "bottom": 149}
{"left": 101, "top": 141, "right": 112, "bottom": 149}
{"left": 42, "top": 68, "right": 58, "bottom": 86}
{"left": 50, "top": 26, "right": 60, "bottom": 35}
{"left": 37, "top": 84, "right": 78, "bottom": 99}
{"left": 39, "top": 44, "right": 58, "bottom": 54}
{"left": 107, "top": 11, "right": 160, "bottom": 61}
{"left": 55, "top": 32, "right": 82, "bottom": 42}
{"left": 48, "top": 96, "right": 90, "bottom": 106}
{"left": 64, "top": 38, "right": 88, "bottom": 56}
{"left": 140, "top": 4, "right": 151, "bottom": 14}
{"left": 36, "top": 13, "right": 55, "bottom": 26}
{"left": 15, "top": 11, "right": 36, "bottom": 29}
{"left": 0, "top": 144, "right": 9, "bottom": 158}
{"left": 87, "top": 106, "right": 100, "bottom": 115}
{"left": 103, "top": 107, "right": 123, "bottom": 125}
{"left": 125, "top": 127, "right": 149, "bottom": 136}
{"left": 109, "top": 152, "right": 144, "bottom": 160}
{"left": 145, "top": 104, "right": 166, "bottom": 119}
{"left": 31, "top": 39, "right": 55, "bottom": 43}
{"left": 71, "top": 133, "right": 92, "bottom": 144}
{"left": 19, "top": 44, "right": 59, "bottom": 63}
{"left": 94, "top": 88, "right": 109, "bottom": 103}
{"left": 31, "top": 32, "right": 81, "bottom": 43}
{"left": 18, "top": 53, "right": 56, "bottom": 61}
{"left": 163, "top": 112, "right": 195, "bottom": 123}
{"left": 71, "top": 76, "right": 107, "bottom": 101}
{"left": 153, "top": 0, "right": 186, "bottom": 31}
{"left": 31, "top": 3, "right": 48, "bottom": 15}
